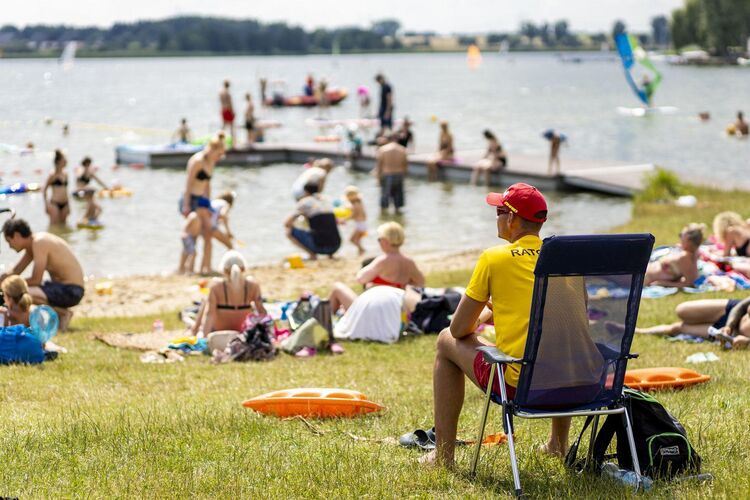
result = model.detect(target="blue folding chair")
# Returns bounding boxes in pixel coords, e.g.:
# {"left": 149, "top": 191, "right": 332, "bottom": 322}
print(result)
{"left": 470, "top": 233, "right": 654, "bottom": 497}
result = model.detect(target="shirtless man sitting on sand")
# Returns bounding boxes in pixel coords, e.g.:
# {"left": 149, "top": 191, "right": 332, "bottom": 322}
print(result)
{"left": 1, "top": 218, "right": 84, "bottom": 330}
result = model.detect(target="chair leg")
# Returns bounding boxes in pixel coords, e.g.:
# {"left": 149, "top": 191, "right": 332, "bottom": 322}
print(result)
{"left": 497, "top": 368, "right": 522, "bottom": 497}
{"left": 623, "top": 407, "right": 644, "bottom": 488}
{"left": 470, "top": 363, "right": 496, "bottom": 477}
{"left": 585, "top": 415, "right": 600, "bottom": 472}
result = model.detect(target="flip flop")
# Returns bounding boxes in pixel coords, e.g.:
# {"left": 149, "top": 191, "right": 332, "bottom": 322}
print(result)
{"left": 398, "top": 428, "right": 435, "bottom": 451}
{"left": 329, "top": 342, "right": 345, "bottom": 355}
{"left": 295, "top": 346, "right": 317, "bottom": 358}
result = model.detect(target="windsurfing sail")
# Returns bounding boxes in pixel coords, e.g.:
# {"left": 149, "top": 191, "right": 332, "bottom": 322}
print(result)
{"left": 467, "top": 44, "right": 482, "bottom": 69}
{"left": 614, "top": 33, "right": 662, "bottom": 106}
{"left": 59, "top": 41, "right": 77, "bottom": 70}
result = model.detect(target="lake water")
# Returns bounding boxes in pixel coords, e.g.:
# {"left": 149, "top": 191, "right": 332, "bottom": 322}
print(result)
{"left": 0, "top": 52, "right": 747, "bottom": 276}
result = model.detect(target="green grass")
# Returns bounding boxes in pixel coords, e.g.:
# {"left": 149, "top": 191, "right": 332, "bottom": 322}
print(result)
{"left": 1, "top": 183, "right": 750, "bottom": 497}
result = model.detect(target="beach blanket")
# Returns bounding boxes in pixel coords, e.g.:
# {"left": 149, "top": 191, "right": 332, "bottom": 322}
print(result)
{"left": 584, "top": 246, "right": 750, "bottom": 299}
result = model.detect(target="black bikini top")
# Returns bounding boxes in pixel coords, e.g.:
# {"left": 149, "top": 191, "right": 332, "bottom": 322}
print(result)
{"left": 216, "top": 281, "right": 253, "bottom": 311}
{"left": 51, "top": 177, "right": 68, "bottom": 187}
{"left": 77, "top": 174, "right": 91, "bottom": 185}
{"left": 196, "top": 169, "right": 212, "bottom": 181}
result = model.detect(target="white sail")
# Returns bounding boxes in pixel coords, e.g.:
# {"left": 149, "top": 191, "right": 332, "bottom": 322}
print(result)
{"left": 59, "top": 41, "right": 77, "bottom": 70}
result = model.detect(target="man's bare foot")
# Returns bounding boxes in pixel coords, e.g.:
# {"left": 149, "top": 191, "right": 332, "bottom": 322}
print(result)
{"left": 418, "top": 449, "right": 455, "bottom": 468}
{"left": 418, "top": 449, "right": 437, "bottom": 465}
{"left": 53, "top": 307, "right": 73, "bottom": 332}
{"left": 538, "top": 442, "right": 567, "bottom": 458}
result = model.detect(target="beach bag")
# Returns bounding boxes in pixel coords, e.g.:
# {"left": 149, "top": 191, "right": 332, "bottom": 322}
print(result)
{"left": 566, "top": 389, "right": 701, "bottom": 479}
{"left": 0, "top": 325, "right": 45, "bottom": 365}
{"left": 213, "top": 315, "right": 276, "bottom": 363}
{"left": 280, "top": 318, "right": 329, "bottom": 354}
{"left": 410, "top": 291, "right": 461, "bottom": 334}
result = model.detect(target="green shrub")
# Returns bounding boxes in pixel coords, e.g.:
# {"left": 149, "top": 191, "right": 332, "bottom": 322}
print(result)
{"left": 637, "top": 168, "right": 684, "bottom": 202}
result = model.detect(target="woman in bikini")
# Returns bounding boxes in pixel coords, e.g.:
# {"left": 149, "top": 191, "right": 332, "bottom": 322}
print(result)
{"left": 327, "top": 221, "right": 424, "bottom": 314}
{"left": 712, "top": 212, "right": 750, "bottom": 275}
{"left": 74, "top": 156, "right": 109, "bottom": 221}
{"left": 181, "top": 132, "right": 226, "bottom": 274}
{"left": 644, "top": 223, "right": 704, "bottom": 287}
{"left": 470, "top": 129, "right": 507, "bottom": 186}
{"left": 191, "top": 250, "right": 265, "bottom": 341}
{"left": 43, "top": 150, "right": 70, "bottom": 225}
{"left": 426, "top": 121, "right": 455, "bottom": 181}
{"left": 74, "top": 156, "right": 108, "bottom": 193}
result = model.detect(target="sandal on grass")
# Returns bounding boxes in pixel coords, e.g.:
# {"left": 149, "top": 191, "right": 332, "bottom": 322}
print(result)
{"left": 399, "top": 428, "right": 435, "bottom": 451}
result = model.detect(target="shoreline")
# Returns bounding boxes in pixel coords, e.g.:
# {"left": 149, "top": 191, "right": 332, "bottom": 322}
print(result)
{"left": 0, "top": 47, "right": 624, "bottom": 60}
{"left": 76, "top": 246, "right": 483, "bottom": 318}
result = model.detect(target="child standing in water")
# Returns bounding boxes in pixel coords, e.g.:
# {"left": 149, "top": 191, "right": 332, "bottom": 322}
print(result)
{"left": 78, "top": 189, "right": 102, "bottom": 226}
{"left": 179, "top": 212, "right": 202, "bottom": 274}
{"left": 344, "top": 186, "right": 367, "bottom": 255}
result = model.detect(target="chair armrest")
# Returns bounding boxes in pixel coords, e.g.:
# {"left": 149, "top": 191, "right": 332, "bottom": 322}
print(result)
{"left": 476, "top": 345, "right": 522, "bottom": 365}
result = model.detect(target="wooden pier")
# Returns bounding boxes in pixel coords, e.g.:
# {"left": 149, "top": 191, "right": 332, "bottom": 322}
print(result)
{"left": 115, "top": 142, "right": 654, "bottom": 197}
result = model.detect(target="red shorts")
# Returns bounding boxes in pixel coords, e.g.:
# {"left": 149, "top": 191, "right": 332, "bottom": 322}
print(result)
{"left": 222, "top": 108, "right": 235, "bottom": 123}
{"left": 473, "top": 351, "right": 516, "bottom": 400}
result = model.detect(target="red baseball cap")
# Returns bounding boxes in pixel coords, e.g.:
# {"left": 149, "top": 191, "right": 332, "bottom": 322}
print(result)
{"left": 486, "top": 183, "right": 548, "bottom": 223}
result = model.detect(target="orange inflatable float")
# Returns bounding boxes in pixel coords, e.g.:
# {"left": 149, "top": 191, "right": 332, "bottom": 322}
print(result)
{"left": 624, "top": 367, "right": 710, "bottom": 391}
{"left": 242, "top": 388, "right": 383, "bottom": 418}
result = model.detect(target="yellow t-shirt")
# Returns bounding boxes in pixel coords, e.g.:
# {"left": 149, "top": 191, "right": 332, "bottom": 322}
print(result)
{"left": 465, "top": 234, "right": 542, "bottom": 387}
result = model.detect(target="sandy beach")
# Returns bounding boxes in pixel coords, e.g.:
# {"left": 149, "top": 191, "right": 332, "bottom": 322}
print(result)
{"left": 76, "top": 247, "right": 482, "bottom": 318}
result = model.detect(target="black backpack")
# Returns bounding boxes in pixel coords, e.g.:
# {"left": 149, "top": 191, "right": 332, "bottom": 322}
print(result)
{"left": 409, "top": 291, "right": 462, "bottom": 334}
{"left": 566, "top": 389, "right": 701, "bottom": 479}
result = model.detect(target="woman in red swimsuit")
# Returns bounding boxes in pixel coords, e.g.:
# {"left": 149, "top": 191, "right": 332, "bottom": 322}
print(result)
{"left": 328, "top": 222, "right": 425, "bottom": 313}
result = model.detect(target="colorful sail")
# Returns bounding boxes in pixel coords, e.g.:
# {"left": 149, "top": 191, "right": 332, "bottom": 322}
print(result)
{"left": 614, "top": 33, "right": 662, "bottom": 106}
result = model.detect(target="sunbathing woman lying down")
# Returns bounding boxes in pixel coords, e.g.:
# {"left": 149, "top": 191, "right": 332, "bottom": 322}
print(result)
{"left": 637, "top": 296, "right": 750, "bottom": 349}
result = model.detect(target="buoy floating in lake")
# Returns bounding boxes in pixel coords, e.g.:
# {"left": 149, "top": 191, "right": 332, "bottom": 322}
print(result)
{"left": 243, "top": 388, "right": 383, "bottom": 418}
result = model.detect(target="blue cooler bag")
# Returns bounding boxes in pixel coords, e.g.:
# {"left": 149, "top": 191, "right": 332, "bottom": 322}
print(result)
{"left": 0, "top": 324, "right": 45, "bottom": 364}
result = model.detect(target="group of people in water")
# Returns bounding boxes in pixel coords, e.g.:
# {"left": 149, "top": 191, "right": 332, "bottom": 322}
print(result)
{"left": 43, "top": 150, "right": 109, "bottom": 227}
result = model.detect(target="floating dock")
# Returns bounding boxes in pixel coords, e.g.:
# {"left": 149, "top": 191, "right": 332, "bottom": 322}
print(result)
{"left": 115, "top": 143, "right": 654, "bottom": 197}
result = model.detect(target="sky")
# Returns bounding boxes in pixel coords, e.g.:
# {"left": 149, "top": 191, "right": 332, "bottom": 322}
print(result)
{"left": 4, "top": 0, "right": 685, "bottom": 33}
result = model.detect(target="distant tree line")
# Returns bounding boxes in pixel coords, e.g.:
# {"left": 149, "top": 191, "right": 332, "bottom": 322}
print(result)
{"left": 671, "top": 0, "right": 750, "bottom": 55}
{"left": 0, "top": 16, "right": 398, "bottom": 55}
{"left": 4, "top": 12, "right": 743, "bottom": 57}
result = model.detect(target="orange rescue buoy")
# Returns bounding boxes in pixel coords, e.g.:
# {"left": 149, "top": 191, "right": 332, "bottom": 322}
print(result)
{"left": 243, "top": 387, "right": 383, "bottom": 418}
{"left": 624, "top": 367, "right": 710, "bottom": 391}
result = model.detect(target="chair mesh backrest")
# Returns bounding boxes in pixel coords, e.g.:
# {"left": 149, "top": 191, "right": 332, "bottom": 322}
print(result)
{"left": 514, "top": 234, "right": 654, "bottom": 410}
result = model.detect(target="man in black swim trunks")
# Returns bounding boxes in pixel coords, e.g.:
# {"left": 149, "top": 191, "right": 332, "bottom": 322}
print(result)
{"left": 1, "top": 219, "right": 85, "bottom": 330}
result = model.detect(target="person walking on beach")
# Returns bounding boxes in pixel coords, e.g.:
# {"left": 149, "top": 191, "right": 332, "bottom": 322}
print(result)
{"left": 219, "top": 80, "right": 235, "bottom": 147}
{"left": 419, "top": 184, "right": 570, "bottom": 467}
{"left": 375, "top": 74, "right": 394, "bottom": 133}
{"left": 374, "top": 133, "right": 408, "bottom": 214}
{"left": 0, "top": 218, "right": 84, "bottom": 331}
